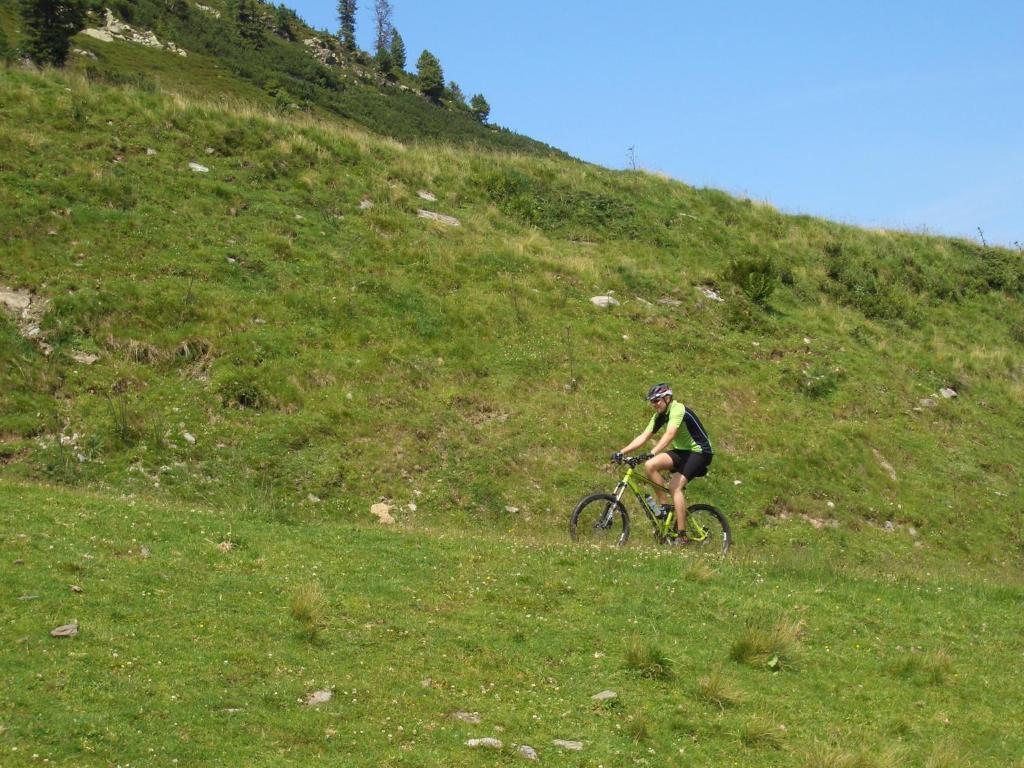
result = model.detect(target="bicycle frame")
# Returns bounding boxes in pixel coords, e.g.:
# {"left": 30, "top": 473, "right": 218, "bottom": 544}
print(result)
{"left": 611, "top": 464, "right": 678, "bottom": 541}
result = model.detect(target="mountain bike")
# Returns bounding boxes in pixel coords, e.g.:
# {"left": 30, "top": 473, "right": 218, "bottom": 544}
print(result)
{"left": 569, "top": 454, "right": 731, "bottom": 553}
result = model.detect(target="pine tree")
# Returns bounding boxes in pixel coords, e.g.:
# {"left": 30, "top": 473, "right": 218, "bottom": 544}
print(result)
{"left": 0, "top": 24, "right": 14, "bottom": 65}
{"left": 416, "top": 49, "right": 444, "bottom": 104}
{"left": 375, "top": 46, "right": 392, "bottom": 76}
{"left": 235, "top": 0, "right": 263, "bottom": 48}
{"left": 274, "top": 5, "right": 300, "bottom": 41}
{"left": 470, "top": 93, "right": 490, "bottom": 124}
{"left": 19, "top": 0, "right": 87, "bottom": 67}
{"left": 337, "top": 0, "right": 356, "bottom": 51}
{"left": 448, "top": 81, "right": 466, "bottom": 107}
{"left": 373, "top": 0, "right": 392, "bottom": 58}
{"left": 389, "top": 27, "right": 405, "bottom": 71}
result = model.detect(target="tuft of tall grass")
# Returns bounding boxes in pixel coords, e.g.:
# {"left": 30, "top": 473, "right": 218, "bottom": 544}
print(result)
{"left": 290, "top": 581, "right": 327, "bottom": 641}
{"left": 739, "top": 715, "right": 783, "bottom": 750}
{"left": 696, "top": 666, "right": 745, "bottom": 709}
{"left": 890, "top": 649, "right": 953, "bottom": 686}
{"left": 624, "top": 640, "right": 674, "bottom": 681}
{"left": 729, "top": 615, "right": 804, "bottom": 670}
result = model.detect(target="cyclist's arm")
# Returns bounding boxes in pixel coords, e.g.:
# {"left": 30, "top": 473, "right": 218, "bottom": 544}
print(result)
{"left": 620, "top": 429, "right": 653, "bottom": 454}
{"left": 650, "top": 425, "right": 678, "bottom": 455}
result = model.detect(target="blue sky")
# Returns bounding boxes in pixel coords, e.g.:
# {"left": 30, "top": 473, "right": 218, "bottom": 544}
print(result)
{"left": 290, "top": 1, "right": 1023, "bottom": 246}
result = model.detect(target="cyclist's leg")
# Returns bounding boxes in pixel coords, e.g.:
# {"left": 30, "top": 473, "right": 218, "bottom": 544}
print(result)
{"left": 643, "top": 453, "right": 674, "bottom": 506}
{"left": 669, "top": 451, "right": 711, "bottom": 535}
{"left": 668, "top": 471, "right": 688, "bottom": 535}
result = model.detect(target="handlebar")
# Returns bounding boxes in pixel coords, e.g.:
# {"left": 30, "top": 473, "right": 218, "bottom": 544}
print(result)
{"left": 611, "top": 453, "right": 652, "bottom": 467}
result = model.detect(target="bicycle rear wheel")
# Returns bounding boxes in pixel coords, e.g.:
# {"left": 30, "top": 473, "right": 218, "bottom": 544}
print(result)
{"left": 686, "top": 504, "right": 731, "bottom": 554}
{"left": 569, "top": 493, "right": 630, "bottom": 546}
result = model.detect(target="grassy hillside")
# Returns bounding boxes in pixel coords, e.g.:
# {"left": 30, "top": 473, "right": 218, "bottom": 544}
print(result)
{"left": 2, "top": 68, "right": 1022, "bottom": 556}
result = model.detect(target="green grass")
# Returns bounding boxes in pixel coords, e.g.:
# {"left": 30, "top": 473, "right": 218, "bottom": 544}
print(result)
{"left": 0, "top": 64, "right": 1023, "bottom": 766}
{"left": 2, "top": 479, "right": 1022, "bottom": 766}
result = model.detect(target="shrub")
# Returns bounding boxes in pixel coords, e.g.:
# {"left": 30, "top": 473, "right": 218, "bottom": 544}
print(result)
{"left": 216, "top": 368, "right": 266, "bottom": 409}
{"left": 723, "top": 255, "right": 778, "bottom": 305}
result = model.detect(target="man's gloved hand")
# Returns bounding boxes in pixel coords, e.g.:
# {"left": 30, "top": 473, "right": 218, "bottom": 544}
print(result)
{"left": 611, "top": 451, "right": 624, "bottom": 464}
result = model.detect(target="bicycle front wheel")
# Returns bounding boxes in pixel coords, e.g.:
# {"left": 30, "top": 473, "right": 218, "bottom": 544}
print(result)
{"left": 569, "top": 493, "right": 630, "bottom": 546}
{"left": 686, "top": 504, "right": 731, "bottom": 554}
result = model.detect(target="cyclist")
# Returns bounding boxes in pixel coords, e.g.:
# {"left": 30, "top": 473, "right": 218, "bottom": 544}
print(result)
{"left": 613, "top": 383, "right": 713, "bottom": 544}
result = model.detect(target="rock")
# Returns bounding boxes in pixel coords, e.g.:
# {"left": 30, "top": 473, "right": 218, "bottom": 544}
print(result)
{"left": 196, "top": 3, "right": 221, "bottom": 17}
{"left": 303, "top": 37, "right": 339, "bottom": 66}
{"left": 71, "top": 351, "right": 99, "bottom": 365}
{"left": 204, "top": 147, "right": 215, "bottom": 155}
{"left": 940, "top": 387, "right": 958, "bottom": 399}
{"left": 919, "top": 398, "right": 937, "bottom": 408}
{"left": 417, "top": 190, "right": 437, "bottom": 201}
{"left": 417, "top": 209, "right": 461, "bottom": 227}
{"left": 884, "top": 521, "right": 895, "bottom": 532}
{"left": 50, "top": 623, "right": 78, "bottom": 638}
{"left": 303, "top": 689, "right": 332, "bottom": 706}
{"left": 505, "top": 506, "right": 519, "bottom": 514}
{"left": 370, "top": 502, "right": 395, "bottom": 525}
{"left": 217, "top": 541, "right": 233, "bottom": 553}
{"left": 453, "top": 712, "right": 482, "bottom": 724}
{"left": 591, "top": 690, "right": 617, "bottom": 702}
{"left": 466, "top": 738, "right": 502, "bottom": 749}
{"left": 553, "top": 739, "right": 583, "bottom": 751}
{"left": 69, "top": 585, "right": 83, "bottom": 593}
{"left": 188, "top": 162, "right": 209, "bottom": 173}
{"left": 698, "top": 286, "right": 724, "bottom": 302}
{"left": 307, "top": 493, "right": 321, "bottom": 503}
{"left": 182, "top": 432, "right": 196, "bottom": 445}
{"left": 81, "top": 28, "right": 115, "bottom": 42}
{"left": 658, "top": 296, "right": 683, "bottom": 306}
{"left": 517, "top": 745, "right": 539, "bottom": 760}
{"left": 872, "top": 449, "right": 897, "bottom": 481}
{"left": 145, "top": 148, "right": 158, "bottom": 156}
{"left": 359, "top": 197, "right": 374, "bottom": 210}
{"left": 590, "top": 295, "right": 619, "bottom": 308}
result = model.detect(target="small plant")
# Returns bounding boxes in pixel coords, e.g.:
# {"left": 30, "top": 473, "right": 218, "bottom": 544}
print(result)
{"left": 624, "top": 640, "right": 674, "bottom": 680}
{"left": 696, "top": 666, "right": 745, "bottom": 709}
{"left": 730, "top": 615, "right": 804, "bottom": 670}
{"left": 107, "top": 392, "right": 142, "bottom": 447}
{"left": 683, "top": 559, "right": 715, "bottom": 583}
{"left": 625, "top": 715, "right": 650, "bottom": 743}
{"left": 723, "top": 255, "right": 778, "bottom": 306}
{"left": 799, "top": 362, "right": 842, "bottom": 398}
{"left": 290, "top": 581, "right": 327, "bottom": 641}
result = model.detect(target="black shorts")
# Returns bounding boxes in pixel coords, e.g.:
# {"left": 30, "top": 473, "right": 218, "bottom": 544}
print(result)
{"left": 667, "top": 450, "right": 712, "bottom": 481}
